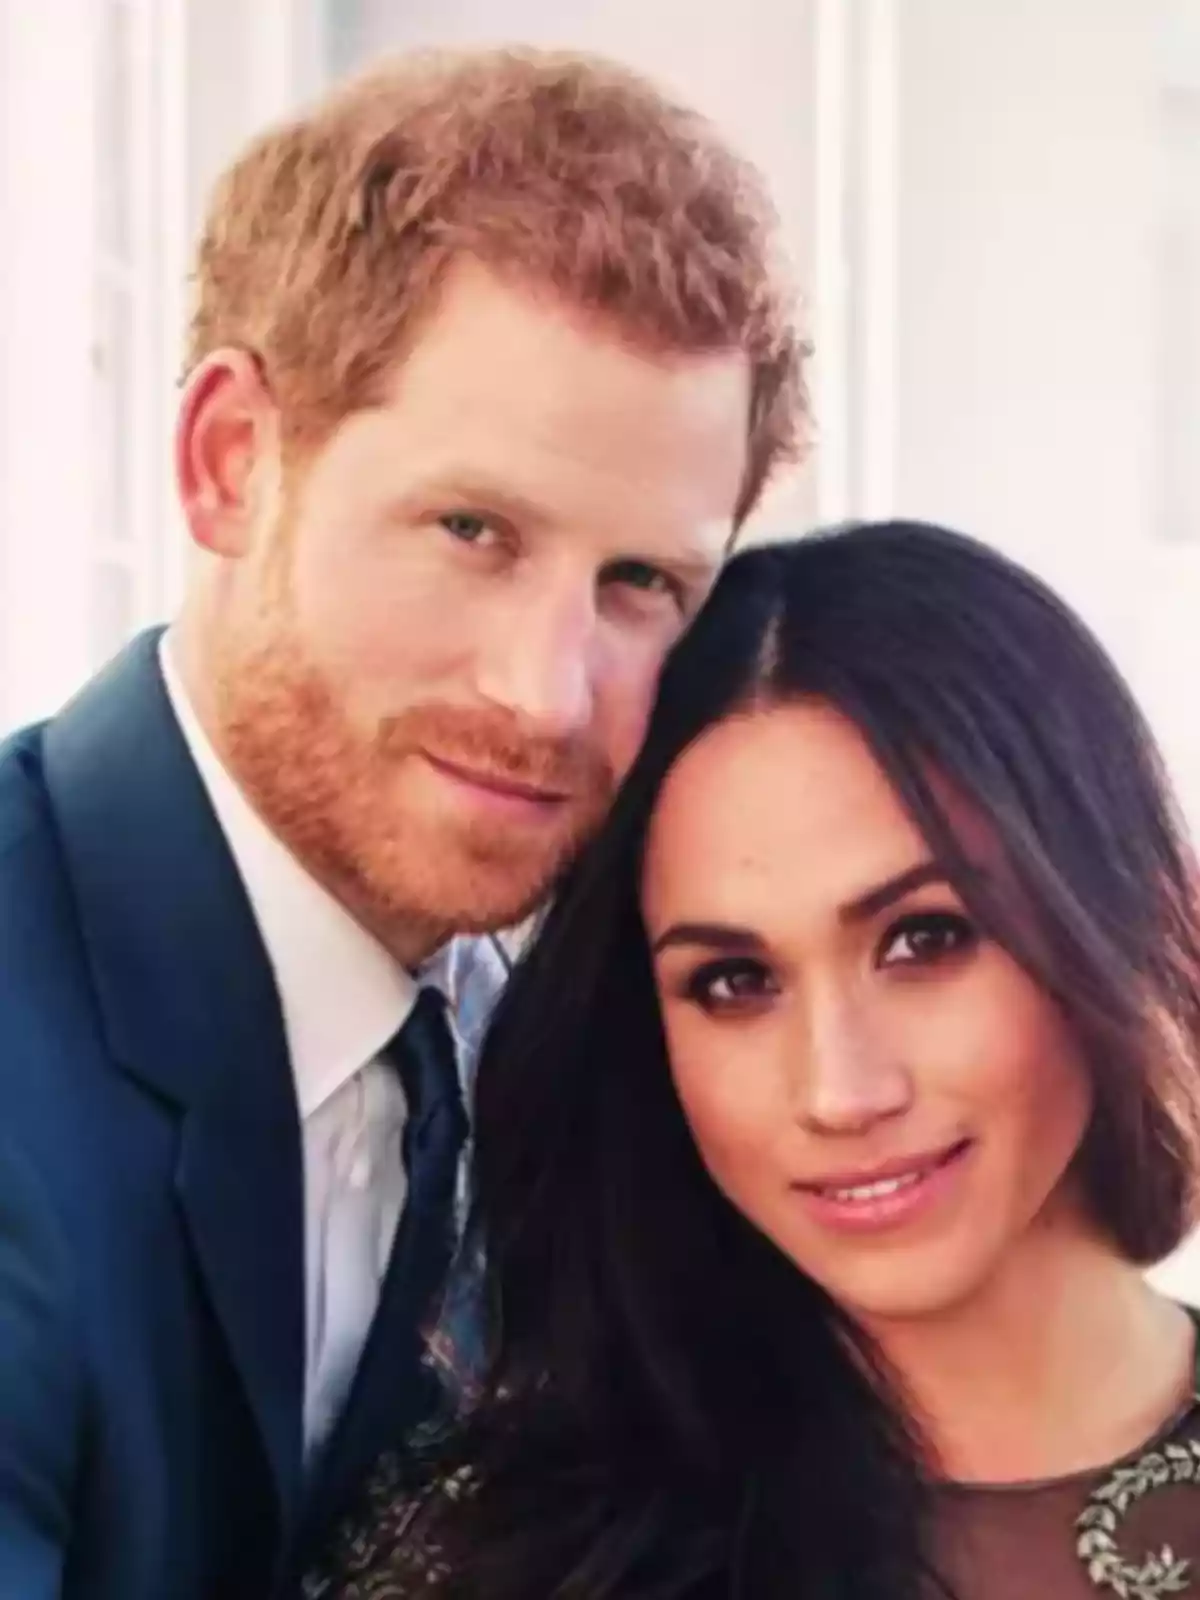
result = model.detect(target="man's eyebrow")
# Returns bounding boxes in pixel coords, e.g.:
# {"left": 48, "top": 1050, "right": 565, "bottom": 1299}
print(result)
{"left": 382, "top": 475, "right": 555, "bottom": 530}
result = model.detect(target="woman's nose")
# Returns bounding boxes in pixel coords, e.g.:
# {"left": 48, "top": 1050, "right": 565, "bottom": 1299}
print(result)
{"left": 789, "top": 991, "right": 914, "bottom": 1135}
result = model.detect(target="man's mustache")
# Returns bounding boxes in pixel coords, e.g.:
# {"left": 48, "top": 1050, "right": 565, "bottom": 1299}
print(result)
{"left": 377, "top": 705, "right": 614, "bottom": 798}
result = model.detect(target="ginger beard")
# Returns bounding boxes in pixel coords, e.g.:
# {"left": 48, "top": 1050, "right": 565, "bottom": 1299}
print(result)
{"left": 209, "top": 515, "right": 616, "bottom": 953}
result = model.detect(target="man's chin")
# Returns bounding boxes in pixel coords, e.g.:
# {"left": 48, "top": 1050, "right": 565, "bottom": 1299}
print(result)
{"left": 417, "top": 865, "right": 555, "bottom": 938}
{"left": 363, "top": 836, "right": 563, "bottom": 940}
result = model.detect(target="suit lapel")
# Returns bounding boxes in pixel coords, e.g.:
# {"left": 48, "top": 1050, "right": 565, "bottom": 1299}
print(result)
{"left": 41, "top": 631, "right": 306, "bottom": 1529}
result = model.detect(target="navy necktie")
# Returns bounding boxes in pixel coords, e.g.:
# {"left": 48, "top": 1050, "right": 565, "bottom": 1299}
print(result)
{"left": 292, "top": 990, "right": 468, "bottom": 1549}
{"left": 388, "top": 986, "right": 468, "bottom": 1350}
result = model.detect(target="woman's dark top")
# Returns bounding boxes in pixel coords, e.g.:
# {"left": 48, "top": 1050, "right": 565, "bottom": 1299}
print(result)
{"left": 928, "top": 1375, "right": 1200, "bottom": 1598}
{"left": 306, "top": 1339, "right": 1200, "bottom": 1598}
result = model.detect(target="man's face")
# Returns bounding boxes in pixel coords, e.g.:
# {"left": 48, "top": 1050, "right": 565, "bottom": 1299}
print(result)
{"left": 185, "top": 263, "right": 750, "bottom": 957}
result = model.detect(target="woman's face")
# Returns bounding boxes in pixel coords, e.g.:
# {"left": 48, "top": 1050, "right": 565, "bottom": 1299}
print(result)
{"left": 641, "top": 701, "right": 1095, "bottom": 1328}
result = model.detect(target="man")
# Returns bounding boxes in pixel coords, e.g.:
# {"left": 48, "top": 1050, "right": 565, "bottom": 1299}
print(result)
{"left": 0, "top": 45, "right": 804, "bottom": 1600}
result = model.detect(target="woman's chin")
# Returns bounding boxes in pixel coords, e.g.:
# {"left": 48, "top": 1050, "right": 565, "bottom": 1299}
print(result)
{"left": 803, "top": 1248, "right": 997, "bottom": 1332}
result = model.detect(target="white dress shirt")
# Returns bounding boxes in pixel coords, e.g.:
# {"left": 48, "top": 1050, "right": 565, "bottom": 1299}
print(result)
{"left": 160, "top": 638, "right": 459, "bottom": 1462}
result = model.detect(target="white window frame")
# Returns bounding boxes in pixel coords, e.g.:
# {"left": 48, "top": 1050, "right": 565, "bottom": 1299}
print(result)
{"left": 0, "top": 0, "right": 185, "bottom": 730}
{"left": 92, "top": 0, "right": 177, "bottom": 666}
{"left": 0, "top": 0, "right": 332, "bottom": 734}
{"left": 0, "top": 1, "right": 98, "bottom": 730}
{"left": 1157, "top": 1, "right": 1200, "bottom": 548}
{"left": 811, "top": 0, "right": 899, "bottom": 527}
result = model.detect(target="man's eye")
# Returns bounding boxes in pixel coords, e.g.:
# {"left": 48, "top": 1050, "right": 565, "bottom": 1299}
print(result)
{"left": 603, "top": 560, "right": 685, "bottom": 607}
{"left": 438, "top": 512, "right": 493, "bottom": 545}
{"left": 878, "top": 912, "right": 978, "bottom": 969}
{"left": 683, "top": 957, "right": 777, "bottom": 1012}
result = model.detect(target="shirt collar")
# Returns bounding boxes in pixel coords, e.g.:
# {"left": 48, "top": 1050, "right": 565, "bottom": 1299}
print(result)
{"left": 159, "top": 633, "right": 447, "bottom": 1119}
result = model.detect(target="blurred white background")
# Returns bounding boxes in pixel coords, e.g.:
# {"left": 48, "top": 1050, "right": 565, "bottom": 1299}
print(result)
{"left": 0, "top": 0, "right": 1198, "bottom": 1290}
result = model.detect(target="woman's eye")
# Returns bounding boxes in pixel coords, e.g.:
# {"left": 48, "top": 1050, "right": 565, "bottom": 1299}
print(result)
{"left": 438, "top": 511, "right": 493, "bottom": 545}
{"left": 878, "top": 911, "right": 978, "bottom": 969}
{"left": 683, "top": 958, "right": 778, "bottom": 1012}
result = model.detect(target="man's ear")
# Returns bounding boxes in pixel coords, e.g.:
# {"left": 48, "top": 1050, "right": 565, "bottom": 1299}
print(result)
{"left": 175, "top": 348, "right": 281, "bottom": 558}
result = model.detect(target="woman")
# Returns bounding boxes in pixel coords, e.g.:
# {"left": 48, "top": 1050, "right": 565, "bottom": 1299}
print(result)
{"left": 308, "top": 522, "right": 1200, "bottom": 1599}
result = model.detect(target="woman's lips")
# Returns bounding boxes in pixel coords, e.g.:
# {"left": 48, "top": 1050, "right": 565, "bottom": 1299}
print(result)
{"left": 792, "top": 1138, "right": 975, "bottom": 1234}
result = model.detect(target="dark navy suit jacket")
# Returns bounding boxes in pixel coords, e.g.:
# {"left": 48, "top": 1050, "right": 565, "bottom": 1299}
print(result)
{"left": 0, "top": 633, "right": 475, "bottom": 1598}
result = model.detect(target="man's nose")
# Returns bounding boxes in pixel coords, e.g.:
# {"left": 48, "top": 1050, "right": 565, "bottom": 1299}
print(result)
{"left": 472, "top": 577, "right": 598, "bottom": 741}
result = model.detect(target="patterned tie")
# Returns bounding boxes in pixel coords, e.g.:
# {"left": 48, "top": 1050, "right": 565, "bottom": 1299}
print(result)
{"left": 388, "top": 986, "right": 469, "bottom": 1355}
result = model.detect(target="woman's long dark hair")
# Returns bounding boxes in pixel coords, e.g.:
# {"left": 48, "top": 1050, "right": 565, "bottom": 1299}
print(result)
{"left": 424, "top": 523, "right": 1200, "bottom": 1599}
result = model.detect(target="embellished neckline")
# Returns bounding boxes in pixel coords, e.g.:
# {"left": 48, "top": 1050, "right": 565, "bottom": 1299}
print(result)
{"left": 932, "top": 1309, "right": 1200, "bottom": 1497}
{"left": 933, "top": 1396, "right": 1200, "bottom": 1497}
